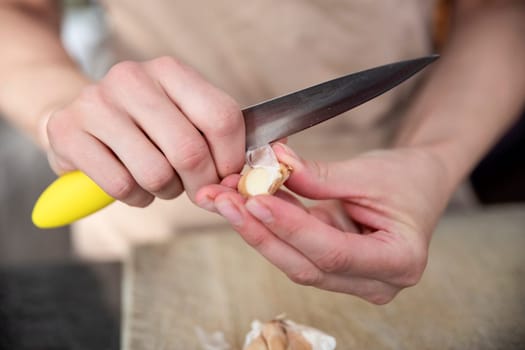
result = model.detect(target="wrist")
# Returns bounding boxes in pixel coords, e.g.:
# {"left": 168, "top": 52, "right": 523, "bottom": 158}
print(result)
{"left": 4, "top": 64, "right": 90, "bottom": 149}
{"left": 395, "top": 135, "right": 472, "bottom": 201}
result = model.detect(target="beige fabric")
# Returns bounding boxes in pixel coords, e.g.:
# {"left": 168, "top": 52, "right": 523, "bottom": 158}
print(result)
{"left": 73, "top": 0, "right": 436, "bottom": 261}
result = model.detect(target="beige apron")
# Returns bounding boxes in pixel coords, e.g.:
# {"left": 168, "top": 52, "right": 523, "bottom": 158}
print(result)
{"left": 72, "top": 0, "right": 436, "bottom": 260}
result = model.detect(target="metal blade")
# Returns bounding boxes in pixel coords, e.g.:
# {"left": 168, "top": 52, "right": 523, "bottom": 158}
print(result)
{"left": 243, "top": 55, "right": 438, "bottom": 150}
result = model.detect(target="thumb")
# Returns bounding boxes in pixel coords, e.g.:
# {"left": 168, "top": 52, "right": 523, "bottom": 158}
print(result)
{"left": 272, "top": 143, "right": 355, "bottom": 200}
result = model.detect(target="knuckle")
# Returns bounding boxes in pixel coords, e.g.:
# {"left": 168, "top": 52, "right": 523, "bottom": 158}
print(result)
{"left": 146, "top": 56, "right": 197, "bottom": 79}
{"left": 287, "top": 268, "right": 323, "bottom": 286}
{"left": 278, "top": 221, "right": 303, "bottom": 242}
{"left": 106, "top": 173, "right": 137, "bottom": 200}
{"left": 392, "top": 245, "right": 428, "bottom": 288}
{"left": 208, "top": 98, "right": 242, "bottom": 137}
{"left": 46, "top": 111, "right": 76, "bottom": 154}
{"left": 130, "top": 195, "right": 154, "bottom": 208}
{"left": 78, "top": 84, "right": 102, "bottom": 103}
{"left": 397, "top": 262, "right": 425, "bottom": 288}
{"left": 150, "top": 56, "right": 183, "bottom": 72}
{"left": 47, "top": 86, "right": 105, "bottom": 147}
{"left": 77, "top": 84, "right": 109, "bottom": 110}
{"left": 244, "top": 231, "right": 269, "bottom": 249}
{"left": 141, "top": 167, "right": 176, "bottom": 193}
{"left": 315, "top": 248, "right": 350, "bottom": 273}
{"left": 172, "top": 139, "right": 209, "bottom": 171}
{"left": 46, "top": 111, "right": 68, "bottom": 144}
{"left": 105, "top": 60, "right": 143, "bottom": 85}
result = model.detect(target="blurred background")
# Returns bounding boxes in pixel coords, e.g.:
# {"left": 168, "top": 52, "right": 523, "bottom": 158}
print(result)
{"left": 0, "top": 0, "right": 523, "bottom": 349}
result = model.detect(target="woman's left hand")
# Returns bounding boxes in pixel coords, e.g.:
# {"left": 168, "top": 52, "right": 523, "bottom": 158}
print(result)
{"left": 196, "top": 143, "right": 452, "bottom": 304}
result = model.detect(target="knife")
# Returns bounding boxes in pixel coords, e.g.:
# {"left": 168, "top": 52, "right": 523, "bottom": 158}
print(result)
{"left": 32, "top": 55, "right": 438, "bottom": 228}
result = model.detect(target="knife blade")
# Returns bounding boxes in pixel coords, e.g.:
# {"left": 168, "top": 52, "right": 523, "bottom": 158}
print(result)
{"left": 32, "top": 55, "right": 438, "bottom": 228}
{"left": 244, "top": 54, "right": 438, "bottom": 149}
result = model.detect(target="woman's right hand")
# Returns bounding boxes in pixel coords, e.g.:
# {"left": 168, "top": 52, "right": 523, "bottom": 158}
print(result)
{"left": 45, "top": 57, "right": 246, "bottom": 207}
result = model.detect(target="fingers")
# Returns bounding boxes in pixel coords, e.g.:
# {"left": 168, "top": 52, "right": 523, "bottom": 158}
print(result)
{"left": 195, "top": 176, "right": 304, "bottom": 215}
{"left": 213, "top": 191, "right": 326, "bottom": 286}
{"left": 194, "top": 174, "right": 241, "bottom": 212}
{"left": 272, "top": 143, "right": 359, "bottom": 200}
{"left": 47, "top": 120, "right": 154, "bottom": 207}
{"left": 196, "top": 174, "right": 418, "bottom": 302}
{"left": 246, "top": 195, "right": 412, "bottom": 281}
{"left": 196, "top": 174, "right": 396, "bottom": 279}
{"left": 310, "top": 200, "right": 361, "bottom": 232}
{"left": 195, "top": 145, "right": 431, "bottom": 303}
{"left": 102, "top": 63, "right": 219, "bottom": 200}
{"left": 251, "top": 195, "right": 427, "bottom": 288}
{"left": 198, "top": 186, "right": 402, "bottom": 303}
{"left": 242, "top": 195, "right": 419, "bottom": 297}
{"left": 220, "top": 174, "right": 242, "bottom": 189}
{"left": 198, "top": 182, "right": 321, "bottom": 280}
{"left": 46, "top": 57, "right": 245, "bottom": 207}
{"left": 145, "top": 57, "right": 245, "bottom": 179}
{"left": 48, "top": 86, "right": 179, "bottom": 206}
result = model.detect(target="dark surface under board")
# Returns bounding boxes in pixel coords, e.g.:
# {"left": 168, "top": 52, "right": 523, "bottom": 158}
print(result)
{"left": 0, "top": 264, "right": 119, "bottom": 350}
{"left": 0, "top": 118, "right": 120, "bottom": 350}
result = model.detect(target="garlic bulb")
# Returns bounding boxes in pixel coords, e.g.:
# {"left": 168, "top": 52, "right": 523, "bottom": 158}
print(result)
{"left": 243, "top": 317, "right": 336, "bottom": 350}
{"left": 238, "top": 145, "right": 291, "bottom": 197}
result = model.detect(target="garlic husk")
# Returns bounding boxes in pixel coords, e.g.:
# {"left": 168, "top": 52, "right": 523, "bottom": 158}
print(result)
{"left": 283, "top": 320, "right": 336, "bottom": 350}
{"left": 238, "top": 145, "right": 291, "bottom": 197}
{"left": 244, "top": 334, "right": 268, "bottom": 350}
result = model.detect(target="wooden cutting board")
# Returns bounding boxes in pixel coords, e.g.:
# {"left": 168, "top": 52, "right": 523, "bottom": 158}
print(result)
{"left": 122, "top": 205, "right": 525, "bottom": 349}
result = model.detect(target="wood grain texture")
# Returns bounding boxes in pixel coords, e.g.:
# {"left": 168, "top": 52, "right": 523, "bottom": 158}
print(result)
{"left": 123, "top": 206, "right": 525, "bottom": 350}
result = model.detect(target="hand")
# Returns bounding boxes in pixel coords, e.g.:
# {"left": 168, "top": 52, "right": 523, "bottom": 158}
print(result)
{"left": 45, "top": 57, "right": 245, "bottom": 206}
{"left": 196, "top": 143, "right": 452, "bottom": 304}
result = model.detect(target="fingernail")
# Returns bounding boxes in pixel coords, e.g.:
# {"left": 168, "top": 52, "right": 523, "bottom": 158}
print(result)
{"left": 216, "top": 199, "right": 243, "bottom": 226}
{"left": 246, "top": 198, "right": 273, "bottom": 223}
{"left": 197, "top": 197, "right": 216, "bottom": 213}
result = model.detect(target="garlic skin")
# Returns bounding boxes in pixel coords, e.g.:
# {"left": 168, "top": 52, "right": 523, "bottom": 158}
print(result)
{"left": 238, "top": 145, "right": 291, "bottom": 197}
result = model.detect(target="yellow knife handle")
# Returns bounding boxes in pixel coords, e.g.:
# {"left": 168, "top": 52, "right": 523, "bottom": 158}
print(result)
{"left": 32, "top": 170, "right": 115, "bottom": 228}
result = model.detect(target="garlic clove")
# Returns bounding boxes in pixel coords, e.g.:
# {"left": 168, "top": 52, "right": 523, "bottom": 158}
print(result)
{"left": 238, "top": 163, "right": 291, "bottom": 197}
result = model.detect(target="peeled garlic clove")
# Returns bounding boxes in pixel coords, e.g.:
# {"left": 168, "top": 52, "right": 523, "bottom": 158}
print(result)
{"left": 238, "top": 163, "right": 291, "bottom": 197}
